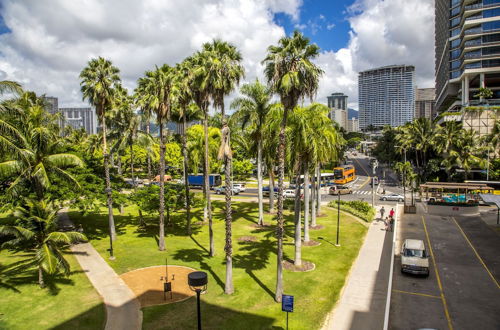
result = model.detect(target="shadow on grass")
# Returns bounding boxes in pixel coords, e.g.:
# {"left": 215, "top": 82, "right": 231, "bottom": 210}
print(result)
{"left": 172, "top": 248, "right": 225, "bottom": 292}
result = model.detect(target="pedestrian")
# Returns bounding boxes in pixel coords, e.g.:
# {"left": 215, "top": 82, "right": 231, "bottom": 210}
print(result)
{"left": 389, "top": 208, "right": 395, "bottom": 219}
{"left": 384, "top": 217, "right": 389, "bottom": 231}
{"left": 380, "top": 206, "right": 385, "bottom": 220}
{"left": 389, "top": 216, "right": 394, "bottom": 232}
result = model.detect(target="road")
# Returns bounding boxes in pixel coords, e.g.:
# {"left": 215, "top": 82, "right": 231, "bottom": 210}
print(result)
{"left": 389, "top": 203, "right": 500, "bottom": 329}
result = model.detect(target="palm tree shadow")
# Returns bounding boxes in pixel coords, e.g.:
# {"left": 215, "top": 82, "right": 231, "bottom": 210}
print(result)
{"left": 172, "top": 248, "right": 224, "bottom": 291}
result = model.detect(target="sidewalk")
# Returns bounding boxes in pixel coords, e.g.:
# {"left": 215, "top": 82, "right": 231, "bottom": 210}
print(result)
{"left": 322, "top": 204, "right": 396, "bottom": 330}
{"left": 59, "top": 212, "right": 142, "bottom": 330}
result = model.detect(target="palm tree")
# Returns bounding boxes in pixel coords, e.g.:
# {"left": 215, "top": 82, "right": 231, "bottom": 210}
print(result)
{"left": 0, "top": 92, "right": 84, "bottom": 200}
{"left": 135, "top": 77, "right": 156, "bottom": 180}
{"left": 0, "top": 199, "right": 86, "bottom": 288}
{"left": 80, "top": 57, "right": 121, "bottom": 242}
{"left": 487, "top": 120, "right": 500, "bottom": 159}
{"left": 231, "top": 80, "right": 273, "bottom": 226}
{"left": 450, "top": 129, "right": 483, "bottom": 180}
{"left": 186, "top": 124, "right": 221, "bottom": 173}
{"left": 201, "top": 39, "right": 244, "bottom": 294}
{"left": 262, "top": 30, "right": 323, "bottom": 302}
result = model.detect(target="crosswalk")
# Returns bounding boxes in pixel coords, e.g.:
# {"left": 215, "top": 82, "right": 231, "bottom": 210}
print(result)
{"left": 353, "top": 190, "right": 372, "bottom": 195}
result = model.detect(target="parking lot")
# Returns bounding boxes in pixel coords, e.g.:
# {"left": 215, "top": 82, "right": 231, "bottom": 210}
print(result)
{"left": 389, "top": 204, "right": 500, "bottom": 330}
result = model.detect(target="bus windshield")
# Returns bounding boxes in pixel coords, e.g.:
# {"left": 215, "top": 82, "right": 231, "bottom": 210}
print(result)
{"left": 334, "top": 169, "right": 343, "bottom": 179}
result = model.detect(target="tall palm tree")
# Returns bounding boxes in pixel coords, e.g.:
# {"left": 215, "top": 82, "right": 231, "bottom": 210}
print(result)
{"left": 138, "top": 65, "right": 174, "bottom": 251}
{"left": 80, "top": 57, "right": 121, "bottom": 242}
{"left": 0, "top": 92, "right": 84, "bottom": 200}
{"left": 487, "top": 119, "right": 500, "bottom": 159}
{"left": 201, "top": 39, "right": 244, "bottom": 295}
{"left": 0, "top": 199, "right": 86, "bottom": 288}
{"left": 135, "top": 78, "right": 156, "bottom": 180}
{"left": 450, "top": 129, "right": 483, "bottom": 179}
{"left": 231, "top": 80, "right": 273, "bottom": 226}
{"left": 262, "top": 30, "right": 323, "bottom": 302}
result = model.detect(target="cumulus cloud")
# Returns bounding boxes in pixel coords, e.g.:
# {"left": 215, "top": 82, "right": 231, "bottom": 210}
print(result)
{"left": 0, "top": 0, "right": 434, "bottom": 110}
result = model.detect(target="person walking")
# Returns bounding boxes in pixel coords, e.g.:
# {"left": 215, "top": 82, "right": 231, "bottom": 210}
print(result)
{"left": 389, "top": 208, "right": 395, "bottom": 219}
{"left": 380, "top": 206, "right": 385, "bottom": 221}
{"left": 389, "top": 216, "right": 394, "bottom": 232}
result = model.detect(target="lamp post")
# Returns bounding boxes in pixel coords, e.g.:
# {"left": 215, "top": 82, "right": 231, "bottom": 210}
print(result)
{"left": 336, "top": 190, "right": 340, "bottom": 246}
{"left": 188, "top": 271, "right": 208, "bottom": 330}
{"left": 104, "top": 187, "right": 114, "bottom": 260}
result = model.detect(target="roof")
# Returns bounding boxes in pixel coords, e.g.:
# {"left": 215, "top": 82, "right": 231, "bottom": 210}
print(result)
{"left": 479, "top": 194, "right": 500, "bottom": 208}
{"left": 404, "top": 239, "right": 425, "bottom": 250}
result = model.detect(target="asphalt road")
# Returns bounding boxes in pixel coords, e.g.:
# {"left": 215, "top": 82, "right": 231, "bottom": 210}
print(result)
{"left": 389, "top": 203, "right": 500, "bottom": 330}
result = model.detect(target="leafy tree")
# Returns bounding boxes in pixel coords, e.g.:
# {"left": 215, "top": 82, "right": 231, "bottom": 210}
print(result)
{"left": 232, "top": 159, "right": 253, "bottom": 180}
{"left": 0, "top": 199, "right": 86, "bottom": 288}
{"left": 80, "top": 57, "right": 121, "bottom": 242}
{"left": 262, "top": 30, "right": 323, "bottom": 302}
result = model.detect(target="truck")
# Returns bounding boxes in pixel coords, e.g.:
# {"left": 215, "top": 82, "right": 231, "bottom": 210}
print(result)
{"left": 187, "top": 174, "right": 222, "bottom": 188}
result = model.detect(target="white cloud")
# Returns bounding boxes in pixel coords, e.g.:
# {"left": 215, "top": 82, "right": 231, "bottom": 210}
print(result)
{"left": 326, "top": 23, "right": 335, "bottom": 30}
{"left": 0, "top": 0, "right": 435, "bottom": 111}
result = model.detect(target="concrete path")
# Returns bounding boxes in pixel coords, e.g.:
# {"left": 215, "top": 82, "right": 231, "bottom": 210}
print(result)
{"left": 59, "top": 212, "right": 143, "bottom": 330}
{"left": 322, "top": 204, "right": 397, "bottom": 330}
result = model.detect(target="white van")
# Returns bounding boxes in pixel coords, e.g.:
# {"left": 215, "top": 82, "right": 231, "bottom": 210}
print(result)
{"left": 401, "top": 239, "right": 430, "bottom": 276}
{"left": 233, "top": 183, "right": 246, "bottom": 192}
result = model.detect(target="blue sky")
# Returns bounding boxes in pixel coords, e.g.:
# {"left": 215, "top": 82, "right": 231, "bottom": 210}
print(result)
{"left": 273, "top": 0, "right": 355, "bottom": 52}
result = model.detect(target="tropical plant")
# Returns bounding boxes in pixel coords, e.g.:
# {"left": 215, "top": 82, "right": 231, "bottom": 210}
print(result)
{"left": 80, "top": 57, "right": 121, "bottom": 242}
{"left": 262, "top": 30, "right": 323, "bottom": 302}
{"left": 231, "top": 79, "right": 274, "bottom": 226}
{"left": 0, "top": 199, "right": 86, "bottom": 288}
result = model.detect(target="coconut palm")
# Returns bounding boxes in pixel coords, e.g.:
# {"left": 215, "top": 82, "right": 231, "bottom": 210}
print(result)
{"left": 450, "top": 129, "right": 483, "bottom": 179}
{"left": 0, "top": 92, "right": 84, "bottom": 200}
{"left": 231, "top": 80, "right": 273, "bottom": 226}
{"left": 0, "top": 199, "right": 86, "bottom": 288}
{"left": 80, "top": 57, "right": 121, "bottom": 242}
{"left": 262, "top": 30, "right": 323, "bottom": 302}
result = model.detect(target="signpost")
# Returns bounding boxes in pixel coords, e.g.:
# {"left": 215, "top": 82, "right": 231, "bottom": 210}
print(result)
{"left": 282, "top": 294, "right": 294, "bottom": 329}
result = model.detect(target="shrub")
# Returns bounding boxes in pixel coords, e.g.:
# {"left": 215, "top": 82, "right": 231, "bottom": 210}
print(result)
{"left": 328, "top": 200, "right": 375, "bottom": 222}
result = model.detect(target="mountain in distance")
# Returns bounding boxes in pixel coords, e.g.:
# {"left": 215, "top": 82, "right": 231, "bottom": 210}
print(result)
{"left": 348, "top": 108, "right": 358, "bottom": 120}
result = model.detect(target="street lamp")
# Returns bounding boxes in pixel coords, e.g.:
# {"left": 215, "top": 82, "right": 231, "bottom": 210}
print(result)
{"left": 188, "top": 271, "right": 208, "bottom": 330}
{"left": 336, "top": 190, "right": 340, "bottom": 246}
{"left": 104, "top": 187, "right": 114, "bottom": 260}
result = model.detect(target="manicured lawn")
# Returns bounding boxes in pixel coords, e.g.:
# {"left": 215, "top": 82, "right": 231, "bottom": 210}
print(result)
{"left": 69, "top": 201, "right": 367, "bottom": 329}
{"left": 0, "top": 249, "right": 105, "bottom": 329}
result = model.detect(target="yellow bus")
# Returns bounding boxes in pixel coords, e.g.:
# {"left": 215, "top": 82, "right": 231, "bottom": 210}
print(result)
{"left": 334, "top": 165, "right": 356, "bottom": 184}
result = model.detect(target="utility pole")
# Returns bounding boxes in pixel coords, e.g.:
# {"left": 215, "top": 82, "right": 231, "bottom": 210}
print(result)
{"left": 372, "top": 160, "right": 378, "bottom": 207}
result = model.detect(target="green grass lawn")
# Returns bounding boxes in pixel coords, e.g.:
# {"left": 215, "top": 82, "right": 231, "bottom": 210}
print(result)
{"left": 0, "top": 249, "right": 105, "bottom": 329}
{"left": 69, "top": 201, "right": 367, "bottom": 329}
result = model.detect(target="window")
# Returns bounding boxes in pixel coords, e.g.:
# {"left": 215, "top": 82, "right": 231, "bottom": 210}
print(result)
{"left": 465, "top": 61, "right": 482, "bottom": 69}
{"left": 451, "top": 38, "right": 461, "bottom": 49}
{"left": 450, "top": 16, "right": 461, "bottom": 28}
{"left": 483, "top": 33, "right": 500, "bottom": 43}
{"left": 451, "top": 6, "right": 460, "bottom": 17}
{"left": 450, "top": 59, "right": 461, "bottom": 70}
{"left": 484, "top": 0, "right": 500, "bottom": 5}
{"left": 451, "top": 27, "right": 461, "bottom": 37}
{"left": 450, "top": 0, "right": 461, "bottom": 7}
{"left": 450, "top": 70, "right": 461, "bottom": 79}
{"left": 482, "top": 45, "right": 500, "bottom": 55}
{"left": 482, "top": 58, "right": 500, "bottom": 67}
{"left": 483, "top": 8, "right": 500, "bottom": 18}
{"left": 484, "top": 21, "right": 500, "bottom": 31}
{"left": 450, "top": 48, "right": 461, "bottom": 59}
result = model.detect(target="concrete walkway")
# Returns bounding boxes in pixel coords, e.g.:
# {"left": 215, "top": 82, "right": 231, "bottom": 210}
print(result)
{"left": 322, "top": 204, "right": 397, "bottom": 330}
{"left": 59, "top": 212, "right": 142, "bottom": 330}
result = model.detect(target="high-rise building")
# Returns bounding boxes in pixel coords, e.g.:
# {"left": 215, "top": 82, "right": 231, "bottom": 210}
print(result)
{"left": 435, "top": 0, "right": 500, "bottom": 135}
{"left": 358, "top": 65, "right": 415, "bottom": 130}
{"left": 42, "top": 96, "right": 59, "bottom": 114}
{"left": 327, "top": 92, "right": 348, "bottom": 129}
{"left": 347, "top": 118, "right": 360, "bottom": 132}
{"left": 59, "top": 107, "right": 98, "bottom": 134}
{"left": 415, "top": 88, "right": 436, "bottom": 119}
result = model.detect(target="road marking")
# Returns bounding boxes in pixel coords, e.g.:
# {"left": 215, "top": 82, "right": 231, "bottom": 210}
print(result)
{"left": 392, "top": 289, "right": 441, "bottom": 299}
{"left": 358, "top": 176, "right": 371, "bottom": 190}
{"left": 353, "top": 157, "right": 370, "bottom": 177}
{"left": 451, "top": 217, "right": 500, "bottom": 289}
{"left": 422, "top": 216, "right": 454, "bottom": 330}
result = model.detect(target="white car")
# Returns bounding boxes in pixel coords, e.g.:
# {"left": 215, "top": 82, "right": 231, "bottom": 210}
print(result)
{"left": 214, "top": 186, "right": 240, "bottom": 195}
{"left": 380, "top": 193, "right": 404, "bottom": 202}
{"left": 401, "top": 239, "right": 430, "bottom": 276}
{"left": 233, "top": 183, "right": 246, "bottom": 192}
{"left": 283, "top": 189, "right": 296, "bottom": 198}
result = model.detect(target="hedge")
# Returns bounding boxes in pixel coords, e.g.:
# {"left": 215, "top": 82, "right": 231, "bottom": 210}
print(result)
{"left": 328, "top": 200, "right": 375, "bottom": 222}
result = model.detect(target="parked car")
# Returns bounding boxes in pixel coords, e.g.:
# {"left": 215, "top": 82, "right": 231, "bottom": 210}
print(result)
{"left": 283, "top": 189, "right": 296, "bottom": 198}
{"left": 380, "top": 193, "right": 404, "bottom": 202}
{"left": 214, "top": 186, "right": 240, "bottom": 195}
{"left": 263, "top": 186, "right": 279, "bottom": 197}
{"left": 329, "top": 185, "right": 352, "bottom": 195}
{"left": 401, "top": 239, "right": 430, "bottom": 276}
{"left": 233, "top": 183, "right": 246, "bottom": 192}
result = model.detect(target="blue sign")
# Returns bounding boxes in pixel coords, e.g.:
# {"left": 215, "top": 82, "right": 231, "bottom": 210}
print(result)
{"left": 282, "top": 294, "right": 294, "bottom": 312}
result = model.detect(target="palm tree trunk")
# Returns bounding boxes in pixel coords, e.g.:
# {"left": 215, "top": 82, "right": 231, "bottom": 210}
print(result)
{"left": 303, "top": 160, "right": 310, "bottom": 242}
{"left": 158, "top": 122, "right": 166, "bottom": 251}
{"left": 130, "top": 143, "right": 135, "bottom": 187}
{"left": 269, "top": 167, "right": 275, "bottom": 213}
{"left": 101, "top": 119, "right": 116, "bottom": 241}
{"left": 316, "top": 164, "right": 321, "bottom": 217}
{"left": 293, "top": 166, "right": 302, "bottom": 267}
{"left": 275, "top": 108, "right": 289, "bottom": 303}
{"left": 117, "top": 155, "right": 122, "bottom": 176}
{"left": 257, "top": 139, "right": 264, "bottom": 226}
{"left": 311, "top": 169, "right": 317, "bottom": 228}
{"left": 203, "top": 110, "right": 214, "bottom": 257}
{"left": 146, "top": 122, "right": 152, "bottom": 180}
{"left": 38, "top": 266, "right": 45, "bottom": 288}
{"left": 182, "top": 113, "right": 192, "bottom": 235}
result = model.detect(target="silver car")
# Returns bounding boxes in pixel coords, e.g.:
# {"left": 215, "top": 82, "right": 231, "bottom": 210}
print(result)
{"left": 214, "top": 186, "right": 240, "bottom": 195}
{"left": 380, "top": 193, "right": 404, "bottom": 202}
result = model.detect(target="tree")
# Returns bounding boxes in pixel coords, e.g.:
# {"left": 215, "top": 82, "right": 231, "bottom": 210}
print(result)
{"left": 231, "top": 79, "right": 274, "bottom": 226}
{"left": 449, "top": 129, "right": 483, "bottom": 180}
{"left": 80, "top": 57, "right": 121, "bottom": 242}
{"left": 201, "top": 39, "right": 245, "bottom": 294}
{"left": 262, "top": 30, "right": 323, "bottom": 302}
{"left": 0, "top": 199, "right": 86, "bottom": 288}
{"left": 0, "top": 92, "right": 84, "bottom": 201}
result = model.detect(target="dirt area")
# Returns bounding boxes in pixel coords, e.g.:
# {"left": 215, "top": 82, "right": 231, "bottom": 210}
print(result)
{"left": 121, "top": 265, "right": 197, "bottom": 307}
{"left": 283, "top": 260, "right": 315, "bottom": 272}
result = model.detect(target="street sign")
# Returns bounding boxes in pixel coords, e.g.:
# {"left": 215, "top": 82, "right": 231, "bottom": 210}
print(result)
{"left": 282, "top": 294, "right": 294, "bottom": 312}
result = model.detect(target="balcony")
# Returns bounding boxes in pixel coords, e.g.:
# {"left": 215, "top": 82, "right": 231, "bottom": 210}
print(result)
{"left": 464, "top": 50, "right": 482, "bottom": 58}
{"left": 465, "top": 2, "right": 500, "bottom": 11}
{"left": 465, "top": 14, "right": 483, "bottom": 21}
{"left": 465, "top": 27, "right": 483, "bottom": 35}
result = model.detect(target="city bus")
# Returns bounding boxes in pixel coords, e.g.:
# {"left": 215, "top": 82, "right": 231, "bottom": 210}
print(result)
{"left": 465, "top": 180, "right": 500, "bottom": 195}
{"left": 334, "top": 165, "right": 356, "bottom": 184}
